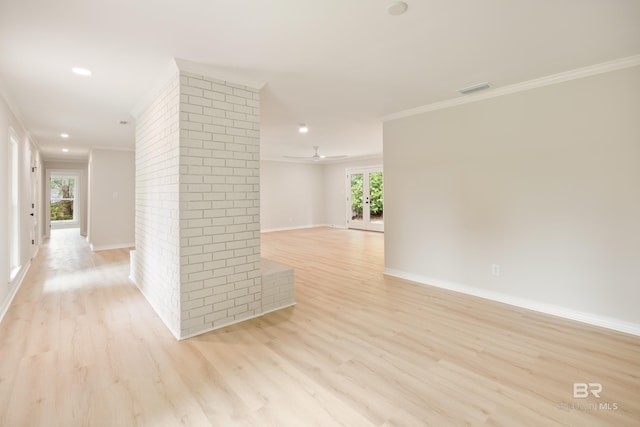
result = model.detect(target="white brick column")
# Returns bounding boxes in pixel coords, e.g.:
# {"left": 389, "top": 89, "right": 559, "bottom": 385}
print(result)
{"left": 178, "top": 71, "right": 261, "bottom": 338}
{"left": 134, "top": 71, "right": 181, "bottom": 337}
{"left": 134, "top": 61, "right": 262, "bottom": 339}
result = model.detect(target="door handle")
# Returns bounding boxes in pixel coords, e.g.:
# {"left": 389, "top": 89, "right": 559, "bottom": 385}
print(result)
{"left": 30, "top": 213, "right": 34, "bottom": 216}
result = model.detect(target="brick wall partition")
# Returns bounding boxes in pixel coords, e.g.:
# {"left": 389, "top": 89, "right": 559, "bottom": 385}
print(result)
{"left": 134, "top": 61, "right": 263, "bottom": 339}
{"left": 178, "top": 71, "right": 262, "bottom": 338}
{"left": 134, "top": 71, "right": 182, "bottom": 337}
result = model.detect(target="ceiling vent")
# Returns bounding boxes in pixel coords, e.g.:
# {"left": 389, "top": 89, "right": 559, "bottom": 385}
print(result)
{"left": 458, "top": 82, "right": 491, "bottom": 95}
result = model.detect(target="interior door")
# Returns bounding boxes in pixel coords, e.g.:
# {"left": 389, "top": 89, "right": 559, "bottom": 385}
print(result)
{"left": 346, "top": 167, "right": 384, "bottom": 232}
{"left": 29, "top": 151, "right": 38, "bottom": 255}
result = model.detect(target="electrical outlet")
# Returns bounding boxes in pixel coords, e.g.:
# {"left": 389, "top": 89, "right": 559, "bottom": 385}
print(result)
{"left": 491, "top": 264, "right": 501, "bottom": 276}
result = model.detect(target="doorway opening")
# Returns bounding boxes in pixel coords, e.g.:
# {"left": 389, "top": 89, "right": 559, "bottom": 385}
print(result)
{"left": 346, "top": 167, "right": 384, "bottom": 232}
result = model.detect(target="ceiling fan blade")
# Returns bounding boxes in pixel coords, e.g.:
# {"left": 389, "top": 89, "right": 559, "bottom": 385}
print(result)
{"left": 283, "top": 146, "right": 348, "bottom": 160}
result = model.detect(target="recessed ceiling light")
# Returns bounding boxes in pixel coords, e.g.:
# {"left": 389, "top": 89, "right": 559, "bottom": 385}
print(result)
{"left": 72, "top": 67, "right": 92, "bottom": 76}
{"left": 298, "top": 124, "right": 309, "bottom": 134}
{"left": 387, "top": 1, "right": 408, "bottom": 16}
{"left": 62, "top": 148, "right": 69, "bottom": 152}
{"left": 61, "top": 133, "right": 69, "bottom": 138}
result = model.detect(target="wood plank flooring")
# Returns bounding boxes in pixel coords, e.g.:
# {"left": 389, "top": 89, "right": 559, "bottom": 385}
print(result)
{"left": 1, "top": 227, "right": 638, "bottom": 426}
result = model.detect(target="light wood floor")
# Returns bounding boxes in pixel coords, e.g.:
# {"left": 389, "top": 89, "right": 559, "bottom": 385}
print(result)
{"left": 1, "top": 227, "right": 638, "bottom": 426}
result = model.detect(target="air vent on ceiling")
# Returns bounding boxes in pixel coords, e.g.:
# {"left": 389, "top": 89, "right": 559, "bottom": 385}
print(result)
{"left": 458, "top": 82, "right": 491, "bottom": 95}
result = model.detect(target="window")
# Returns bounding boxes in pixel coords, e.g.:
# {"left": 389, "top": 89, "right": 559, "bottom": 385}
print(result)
{"left": 50, "top": 174, "right": 78, "bottom": 223}
{"left": 9, "top": 133, "right": 20, "bottom": 280}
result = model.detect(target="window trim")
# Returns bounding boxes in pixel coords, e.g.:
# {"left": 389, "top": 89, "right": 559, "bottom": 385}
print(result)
{"left": 8, "top": 130, "right": 21, "bottom": 281}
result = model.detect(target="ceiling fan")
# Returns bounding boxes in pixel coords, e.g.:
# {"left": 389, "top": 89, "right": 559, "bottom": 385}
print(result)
{"left": 283, "top": 146, "right": 347, "bottom": 162}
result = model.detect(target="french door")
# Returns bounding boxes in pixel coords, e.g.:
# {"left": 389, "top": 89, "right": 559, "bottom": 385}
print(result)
{"left": 346, "top": 167, "right": 384, "bottom": 232}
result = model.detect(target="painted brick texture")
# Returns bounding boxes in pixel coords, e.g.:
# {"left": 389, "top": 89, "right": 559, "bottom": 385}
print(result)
{"left": 134, "top": 72, "right": 182, "bottom": 337}
{"left": 178, "top": 72, "right": 262, "bottom": 338}
{"left": 135, "top": 64, "right": 294, "bottom": 340}
{"left": 261, "top": 259, "right": 295, "bottom": 313}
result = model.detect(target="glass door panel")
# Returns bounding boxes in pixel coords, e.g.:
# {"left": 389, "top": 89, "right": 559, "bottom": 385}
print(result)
{"left": 350, "top": 173, "right": 364, "bottom": 225}
{"left": 369, "top": 171, "right": 383, "bottom": 225}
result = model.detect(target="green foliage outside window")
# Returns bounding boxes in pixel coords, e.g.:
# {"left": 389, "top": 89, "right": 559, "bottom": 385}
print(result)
{"left": 351, "top": 172, "right": 383, "bottom": 216}
{"left": 50, "top": 200, "right": 74, "bottom": 221}
{"left": 351, "top": 174, "right": 363, "bottom": 214}
{"left": 369, "top": 172, "right": 383, "bottom": 216}
{"left": 50, "top": 176, "right": 75, "bottom": 221}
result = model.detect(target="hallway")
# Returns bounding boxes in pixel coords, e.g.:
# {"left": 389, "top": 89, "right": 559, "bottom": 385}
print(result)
{"left": 0, "top": 229, "right": 150, "bottom": 425}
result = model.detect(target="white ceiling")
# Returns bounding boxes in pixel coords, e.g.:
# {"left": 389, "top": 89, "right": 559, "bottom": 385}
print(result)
{"left": 1, "top": 0, "right": 639, "bottom": 162}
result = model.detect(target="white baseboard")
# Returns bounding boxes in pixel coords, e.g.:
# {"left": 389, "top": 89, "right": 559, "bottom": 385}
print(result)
{"left": 178, "top": 303, "right": 297, "bottom": 341}
{"left": 90, "top": 242, "right": 135, "bottom": 252}
{"left": 129, "top": 250, "right": 136, "bottom": 283}
{"left": 179, "top": 311, "right": 266, "bottom": 340}
{"left": 262, "top": 302, "right": 296, "bottom": 316}
{"left": 261, "top": 224, "right": 342, "bottom": 233}
{"left": 50, "top": 222, "right": 80, "bottom": 230}
{"left": 133, "top": 282, "right": 182, "bottom": 340}
{"left": 0, "top": 260, "right": 31, "bottom": 323}
{"left": 384, "top": 268, "right": 640, "bottom": 337}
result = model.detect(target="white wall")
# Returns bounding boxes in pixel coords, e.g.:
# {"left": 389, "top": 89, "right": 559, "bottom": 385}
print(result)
{"left": 383, "top": 65, "right": 640, "bottom": 332}
{"left": 260, "top": 157, "right": 384, "bottom": 231}
{"left": 0, "top": 95, "right": 14, "bottom": 318}
{"left": 260, "top": 160, "right": 324, "bottom": 231}
{"left": 87, "top": 149, "right": 135, "bottom": 250}
{"left": 0, "top": 91, "right": 41, "bottom": 321}
{"left": 43, "top": 161, "right": 88, "bottom": 237}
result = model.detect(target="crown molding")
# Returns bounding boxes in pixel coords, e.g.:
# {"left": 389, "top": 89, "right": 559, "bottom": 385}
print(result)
{"left": 131, "top": 58, "right": 266, "bottom": 119}
{"left": 130, "top": 59, "right": 180, "bottom": 119}
{"left": 324, "top": 153, "right": 384, "bottom": 164}
{"left": 0, "top": 75, "right": 40, "bottom": 149}
{"left": 91, "top": 145, "right": 135, "bottom": 153}
{"left": 175, "top": 58, "right": 266, "bottom": 90}
{"left": 0, "top": 75, "right": 23, "bottom": 128}
{"left": 43, "top": 158, "right": 89, "bottom": 165}
{"left": 383, "top": 54, "right": 640, "bottom": 122}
